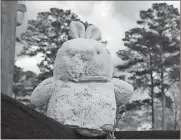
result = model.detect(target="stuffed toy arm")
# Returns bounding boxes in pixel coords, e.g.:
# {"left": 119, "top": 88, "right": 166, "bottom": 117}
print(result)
{"left": 110, "top": 78, "right": 134, "bottom": 138}
{"left": 29, "top": 77, "right": 55, "bottom": 108}
{"left": 112, "top": 78, "right": 134, "bottom": 106}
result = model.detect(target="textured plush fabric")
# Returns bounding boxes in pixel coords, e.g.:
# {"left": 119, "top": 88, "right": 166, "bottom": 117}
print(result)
{"left": 111, "top": 78, "right": 134, "bottom": 106}
{"left": 30, "top": 77, "right": 55, "bottom": 106}
{"left": 47, "top": 80, "right": 116, "bottom": 131}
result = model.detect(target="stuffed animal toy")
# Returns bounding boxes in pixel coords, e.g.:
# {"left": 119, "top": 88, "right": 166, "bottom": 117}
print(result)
{"left": 30, "top": 21, "right": 134, "bottom": 138}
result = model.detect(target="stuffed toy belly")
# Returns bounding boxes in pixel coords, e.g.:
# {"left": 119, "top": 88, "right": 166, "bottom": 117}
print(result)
{"left": 47, "top": 80, "right": 116, "bottom": 131}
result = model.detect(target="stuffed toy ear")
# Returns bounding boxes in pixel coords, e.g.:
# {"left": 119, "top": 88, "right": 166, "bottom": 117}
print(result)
{"left": 69, "top": 21, "right": 85, "bottom": 38}
{"left": 85, "top": 25, "right": 101, "bottom": 40}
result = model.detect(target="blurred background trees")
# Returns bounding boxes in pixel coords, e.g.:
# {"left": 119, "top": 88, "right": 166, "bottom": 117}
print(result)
{"left": 14, "top": 3, "right": 180, "bottom": 131}
{"left": 13, "top": 65, "right": 38, "bottom": 104}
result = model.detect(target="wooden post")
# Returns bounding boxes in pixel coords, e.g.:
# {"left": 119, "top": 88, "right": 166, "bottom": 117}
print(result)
{"left": 1, "top": 1, "right": 18, "bottom": 97}
{"left": 1, "top": 1, "right": 26, "bottom": 97}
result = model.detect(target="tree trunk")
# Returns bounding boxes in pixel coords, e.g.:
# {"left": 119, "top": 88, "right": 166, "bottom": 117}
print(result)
{"left": 149, "top": 53, "right": 155, "bottom": 130}
{"left": 160, "top": 44, "right": 166, "bottom": 130}
{"left": 150, "top": 71, "right": 155, "bottom": 130}
{"left": 172, "top": 91, "right": 177, "bottom": 130}
{"left": 161, "top": 68, "right": 165, "bottom": 130}
{"left": 14, "top": 93, "right": 17, "bottom": 100}
{"left": 174, "top": 102, "right": 177, "bottom": 130}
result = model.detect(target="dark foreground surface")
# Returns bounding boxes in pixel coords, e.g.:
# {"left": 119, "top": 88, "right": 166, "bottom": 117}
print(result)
{"left": 1, "top": 93, "right": 180, "bottom": 139}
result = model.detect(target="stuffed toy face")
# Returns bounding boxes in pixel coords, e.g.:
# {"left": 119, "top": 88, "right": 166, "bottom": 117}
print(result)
{"left": 53, "top": 21, "right": 113, "bottom": 82}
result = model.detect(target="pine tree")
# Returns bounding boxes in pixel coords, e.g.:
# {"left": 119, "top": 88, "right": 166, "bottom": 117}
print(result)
{"left": 116, "top": 3, "right": 180, "bottom": 130}
{"left": 19, "top": 8, "right": 89, "bottom": 81}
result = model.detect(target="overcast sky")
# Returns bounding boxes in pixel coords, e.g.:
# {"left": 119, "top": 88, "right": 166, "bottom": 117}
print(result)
{"left": 15, "top": 1, "right": 180, "bottom": 74}
{"left": 15, "top": 1, "right": 180, "bottom": 100}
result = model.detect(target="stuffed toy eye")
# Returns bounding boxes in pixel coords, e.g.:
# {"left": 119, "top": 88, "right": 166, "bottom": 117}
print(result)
{"left": 67, "top": 52, "right": 75, "bottom": 57}
{"left": 97, "top": 50, "right": 100, "bottom": 55}
{"left": 66, "top": 49, "right": 75, "bottom": 57}
{"left": 69, "top": 53, "right": 75, "bottom": 57}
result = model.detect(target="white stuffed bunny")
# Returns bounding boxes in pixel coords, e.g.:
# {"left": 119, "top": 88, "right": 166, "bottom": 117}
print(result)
{"left": 30, "top": 21, "right": 134, "bottom": 138}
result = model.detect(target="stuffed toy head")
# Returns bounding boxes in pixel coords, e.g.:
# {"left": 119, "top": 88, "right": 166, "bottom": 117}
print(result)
{"left": 53, "top": 21, "right": 113, "bottom": 82}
